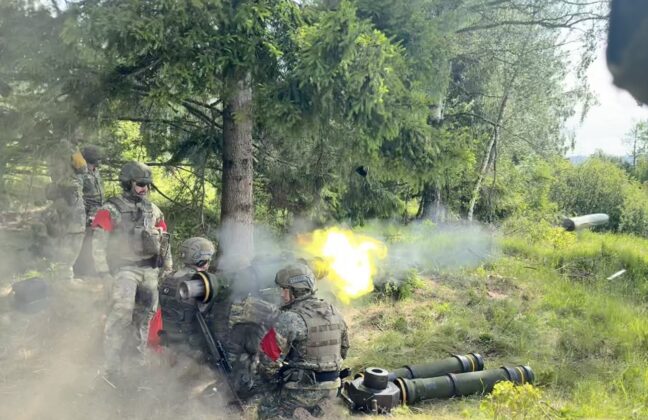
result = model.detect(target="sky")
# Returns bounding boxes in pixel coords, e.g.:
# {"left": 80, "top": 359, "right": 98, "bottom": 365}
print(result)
{"left": 568, "top": 46, "right": 648, "bottom": 157}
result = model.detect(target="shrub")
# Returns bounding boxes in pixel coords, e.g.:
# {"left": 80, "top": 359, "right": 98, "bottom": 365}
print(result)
{"left": 480, "top": 382, "right": 553, "bottom": 419}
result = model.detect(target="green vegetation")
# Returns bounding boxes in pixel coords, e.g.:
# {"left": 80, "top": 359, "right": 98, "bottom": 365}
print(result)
{"left": 347, "top": 225, "right": 648, "bottom": 418}
{"left": 3, "top": 1, "right": 648, "bottom": 418}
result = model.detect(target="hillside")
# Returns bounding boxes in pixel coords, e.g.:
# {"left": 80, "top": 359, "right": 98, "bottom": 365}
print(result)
{"left": 344, "top": 227, "right": 648, "bottom": 418}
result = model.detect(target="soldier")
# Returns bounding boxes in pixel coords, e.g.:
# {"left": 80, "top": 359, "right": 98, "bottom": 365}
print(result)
{"left": 91, "top": 161, "right": 172, "bottom": 379}
{"left": 158, "top": 236, "right": 216, "bottom": 360}
{"left": 256, "top": 263, "right": 349, "bottom": 419}
{"left": 73, "top": 145, "right": 105, "bottom": 278}
{"left": 38, "top": 146, "right": 88, "bottom": 281}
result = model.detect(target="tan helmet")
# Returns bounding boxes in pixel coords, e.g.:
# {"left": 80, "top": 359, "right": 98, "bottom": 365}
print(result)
{"left": 179, "top": 237, "right": 216, "bottom": 267}
{"left": 275, "top": 263, "right": 316, "bottom": 293}
{"left": 119, "top": 161, "right": 152, "bottom": 190}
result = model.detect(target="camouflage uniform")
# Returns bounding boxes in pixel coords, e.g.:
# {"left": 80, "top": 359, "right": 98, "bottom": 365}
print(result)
{"left": 39, "top": 147, "right": 88, "bottom": 281}
{"left": 227, "top": 294, "right": 278, "bottom": 398}
{"left": 74, "top": 147, "right": 105, "bottom": 277}
{"left": 257, "top": 264, "right": 349, "bottom": 419}
{"left": 92, "top": 162, "right": 172, "bottom": 376}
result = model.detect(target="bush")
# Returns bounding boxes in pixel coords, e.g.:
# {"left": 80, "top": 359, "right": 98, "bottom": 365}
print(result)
{"left": 619, "top": 183, "right": 648, "bottom": 236}
{"left": 550, "top": 158, "right": 628, "bottom": 230}
{"left": 479, "top": 382, "right": 552, "bottom": 419}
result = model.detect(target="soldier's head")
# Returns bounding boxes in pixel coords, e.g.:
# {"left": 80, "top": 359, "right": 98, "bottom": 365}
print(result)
{"left": 81, "top": 145, "right": 103, "bottom": 170}
{"left": 119, "top": 161, "right": 153, "bottom": 200}
{"left": 275, "top": 263, "right": 316, "bottom": 305}
{"left": 179, "top": 237, "right": 216, "bottom": 271}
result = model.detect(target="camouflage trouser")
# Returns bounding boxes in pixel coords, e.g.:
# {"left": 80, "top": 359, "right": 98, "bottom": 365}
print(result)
{"left": 229, "top": 323, "right": 267, "bottom": 398}
{"left": 256, "top": 387, "right": 337, "bottom": 419}
{"left": 73, "top": 228, "right": 96, "bottom": 277}
{"left": 52, "top": 232, "right": 85, "bottom": 280}
{"left": 103, "top": 266, "right": 159, "bottom": 374}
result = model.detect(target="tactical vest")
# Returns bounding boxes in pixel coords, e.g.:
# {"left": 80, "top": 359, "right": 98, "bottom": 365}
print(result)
{"left": 106, "top": 196, "right": 160, "bottom": 271}
{"left": 82, "top": 169, "right": 104, "bottom": 218}
{"left": 286, "top": 297, "right": 344, "bottom": 372}
{"left": 158, "top": 269, "right": 202, "bottom": 345}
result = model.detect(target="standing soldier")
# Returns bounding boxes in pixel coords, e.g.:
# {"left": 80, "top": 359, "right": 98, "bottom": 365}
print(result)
{"left": 73, "top": 145, "right": 105, "bottom": 278}
{"left": 38, "top": 146, "right": 88, "bottom": 282}
{"left": 91, "top": 161, "right": 172, "bottom": 380}
{"left": 257, "top": 263, "right": 349, "bottom": 419}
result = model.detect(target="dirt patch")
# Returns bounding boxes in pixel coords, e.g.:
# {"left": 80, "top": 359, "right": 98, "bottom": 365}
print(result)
{"left": 0, "top": 278, "right": 248, "bottom": 420}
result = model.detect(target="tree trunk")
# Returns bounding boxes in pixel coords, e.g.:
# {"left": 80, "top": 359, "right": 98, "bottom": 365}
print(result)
{"left": 219, "top": 72, "right": 254, "bottom": 270}
{"left": 418, "top": 181, "right": 445, "bottom": 222}
{"left": 467, "top": 92, "right": 509, "bottom": 222}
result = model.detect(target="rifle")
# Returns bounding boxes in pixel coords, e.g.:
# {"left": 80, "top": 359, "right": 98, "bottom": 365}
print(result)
{"left": 156, "top": 232, "right": 171, "bottom": 269}
{"left": 195, "top": 309, "right": 244, "bottom": 410}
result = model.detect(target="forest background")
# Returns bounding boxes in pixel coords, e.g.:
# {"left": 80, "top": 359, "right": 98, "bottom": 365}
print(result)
{"left": 2, "top": 0, "right": 648, "bottom": 418}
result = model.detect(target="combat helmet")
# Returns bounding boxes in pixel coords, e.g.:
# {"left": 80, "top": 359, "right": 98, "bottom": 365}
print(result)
{"left": 81, "top": 145, "right": 103, "bottom": 165}
{"left": 119, "top": 161, "right": 153, "bottom": 190}
{"left": 179, "top": 237, "right": 216, "bottom": 267}
{"left": 275, "top": 263, "right": 316, "bottom": 295}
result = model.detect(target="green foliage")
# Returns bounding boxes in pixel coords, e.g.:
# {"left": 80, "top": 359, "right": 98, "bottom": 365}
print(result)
{"left": 480, "top": 382, "right": 550, "bottom": 419}
{"left": 349, "top": 225, "right": 648, "bottom": 418}
{"left": 379, "top": 269, "right": 425, "bottom": 301}
{"left": 619, "top": 183, "right": 648, "bottom": 236}
{"left": 550, "top": 158, "right": 642, "bottom": 231}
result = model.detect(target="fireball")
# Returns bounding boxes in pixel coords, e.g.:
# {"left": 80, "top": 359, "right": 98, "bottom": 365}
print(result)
{"left": 299, "top": 227, "right": 387, "bottom": 303}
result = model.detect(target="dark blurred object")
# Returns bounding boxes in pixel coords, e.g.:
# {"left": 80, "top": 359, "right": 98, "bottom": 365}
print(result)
{"left": 607, "top": 0, "right": 648, "bottom": 104}
{"left": 11, "top": 278, "right": 49, "bottom": 313}
{"left": 355, "top": 166, "right": 368, "bottom": 177}
{"left": 81, "top": 145, "right": 103, "bottom": 165}
{"left": 562, "top": 213, "right": 609, "bottom": 231}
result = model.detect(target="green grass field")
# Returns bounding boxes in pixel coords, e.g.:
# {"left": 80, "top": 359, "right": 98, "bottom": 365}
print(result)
{"left": 346, "top": 227, "right": 648, "bottom": 419}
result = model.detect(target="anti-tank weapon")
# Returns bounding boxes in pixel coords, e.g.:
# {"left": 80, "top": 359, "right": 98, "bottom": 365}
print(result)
{"left": 341, "top": 353, "right": 534, "bottom": 414}
{"left": 178, "top": 272, "right": 244, "bottom": 409}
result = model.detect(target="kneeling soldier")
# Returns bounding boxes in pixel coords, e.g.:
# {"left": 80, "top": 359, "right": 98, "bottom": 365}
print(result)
{"left": 257, "top": 263, "right": 349, "bottom": 419}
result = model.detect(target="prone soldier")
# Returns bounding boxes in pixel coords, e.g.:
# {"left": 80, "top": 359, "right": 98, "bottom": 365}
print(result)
{"left": 256, "top": 263, "right": 349, "bottom": 419}
{"left": 91, "top": 161, "right": 172, "bottom": 379}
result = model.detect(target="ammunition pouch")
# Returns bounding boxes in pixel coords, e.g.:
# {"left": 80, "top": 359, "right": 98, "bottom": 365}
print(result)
{"left": 139, "top": 227, "right": 161, "bottom": 255}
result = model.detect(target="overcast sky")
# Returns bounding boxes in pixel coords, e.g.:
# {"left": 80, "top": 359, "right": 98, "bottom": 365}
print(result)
{"left": 568, "top": 46, "right": 648, "bottom": 157}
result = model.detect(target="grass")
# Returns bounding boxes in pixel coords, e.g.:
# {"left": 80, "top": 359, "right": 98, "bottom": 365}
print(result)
{"left": 346, "top": 228, "right": 648, "bottom": 418}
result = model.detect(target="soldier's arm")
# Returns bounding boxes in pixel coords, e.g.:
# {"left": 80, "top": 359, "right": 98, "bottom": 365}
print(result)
{"left": 271, "top": 311, "right": 307, "bottom": 356}
{"left": 91, "top": 205, "right": 117, "bottom": 276}
{"left": 152, "top": 204, "right": 173, "bottom": 273}
{"left": 340, "top": 319, "right": 350, "bottom": 359}
{"left": 57, "top": 173, "right": 84, "bottom": 206}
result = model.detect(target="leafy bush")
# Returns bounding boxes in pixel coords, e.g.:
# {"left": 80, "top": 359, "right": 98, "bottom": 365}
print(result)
{"left": 480, "top": 382, "right": 551, "bottom": 419}
{"left": 550, "top": 158, "right": 628, "bottom": 230}
{"left": 619, "top": 183, "right": 648, "bottom": 236}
